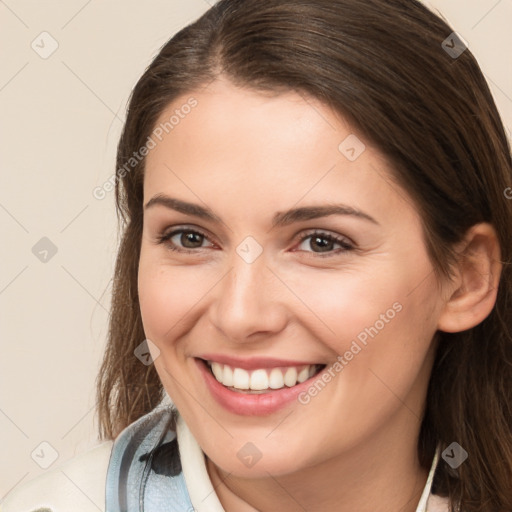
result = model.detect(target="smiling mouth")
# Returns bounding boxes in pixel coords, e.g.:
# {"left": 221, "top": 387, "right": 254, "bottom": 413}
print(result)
{"left": 201, "top": 359, "right": 326, "bottom": 394}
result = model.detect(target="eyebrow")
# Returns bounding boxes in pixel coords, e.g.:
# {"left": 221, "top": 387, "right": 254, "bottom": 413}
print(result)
{"left": 144, "top": 194, "right": 379, "bottom": 227}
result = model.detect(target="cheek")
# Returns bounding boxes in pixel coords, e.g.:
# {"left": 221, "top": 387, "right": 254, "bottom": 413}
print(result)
{"left": 288, "top": 258, "right": 438, "bottom": 393}
{"left": 137, "top": 254, "right": 203, "bottom": 399}
{"left": 138, "top": 252, "right": 206, "bottom": 340}
{"left": 138, "top": 264, "right": 177, "bottom": 338}
{"left": 287, "top": 277, "right": 437, "bottom": 458}
{"left": 285, "top": 266, "right": 408, "bottom": 352}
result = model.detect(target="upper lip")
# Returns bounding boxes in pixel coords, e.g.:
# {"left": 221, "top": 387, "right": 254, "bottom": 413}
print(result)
{"left": 197, "top": 354, "right": 324, "bottom": 370}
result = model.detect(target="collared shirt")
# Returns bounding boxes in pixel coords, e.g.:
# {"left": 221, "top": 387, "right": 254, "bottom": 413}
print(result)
{"left": 0, "top": 397, "right": 452, "bottom": 512}
{"left": 106, "top": 398, "right": 451, "bottom": 511}
{"left": 175, "top": 411, "right": 450, "bottom": 512}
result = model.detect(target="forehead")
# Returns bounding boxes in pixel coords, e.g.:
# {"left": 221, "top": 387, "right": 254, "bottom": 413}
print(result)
{"left": 142, "top": 78, "right": 417, "bottom": 228}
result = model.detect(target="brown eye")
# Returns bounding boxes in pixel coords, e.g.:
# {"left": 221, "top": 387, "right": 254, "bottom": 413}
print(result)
{"left": 156, "top": 228, "right": 215, "bottom": 253}
{"left": 307, "top": 234, "right": 336, "bottom": 252}
{"left": 295, "top": 231, "right": 354, "bottom": 256}
{"left": 178, "top": 231, "right": 205, "bottom": 248}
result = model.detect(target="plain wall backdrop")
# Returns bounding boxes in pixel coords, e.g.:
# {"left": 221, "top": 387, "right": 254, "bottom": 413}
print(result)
{"left": 1, "top": 0, "right": 511, "bottom": 500}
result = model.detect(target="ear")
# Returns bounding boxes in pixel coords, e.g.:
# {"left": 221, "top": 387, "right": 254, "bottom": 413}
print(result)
{"left": 437, "top": 223, "right": 502, "bottom": 333}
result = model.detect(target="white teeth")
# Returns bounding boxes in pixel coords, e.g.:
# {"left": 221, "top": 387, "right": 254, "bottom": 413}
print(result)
{"left": 284, "top": 367, "right": 297, "bottom": 387}
{"left": 232, "top": 368, "right": 250, "bottom": 389}
{"left": 211, "top": 362, "right": 223, "bottom": 381}
{"left": 207, "top": 361, "right": 322, "bottom": 392}
{"left": 297, "top": 367, "right": 309, "bottom": 383}
{"left": 250, "top": 369, "right": 268, "bottom": 390}
{"left": 269, "top": 368, "right": 284, "bottom": 389}
{"left": 223, "top": 365, "right": 234, "bottom": 387}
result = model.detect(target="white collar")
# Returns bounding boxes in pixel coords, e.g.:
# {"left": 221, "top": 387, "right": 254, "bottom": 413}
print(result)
{"left": 176, "top": 412, "right": 445, "bottom": 512}
{"left": 177, "top": 413, "right": 225, "bottom": 511}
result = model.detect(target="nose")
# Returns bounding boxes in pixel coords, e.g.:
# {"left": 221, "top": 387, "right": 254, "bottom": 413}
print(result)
{"left": 209, "top": 247, "right": 288, "bottom": 343}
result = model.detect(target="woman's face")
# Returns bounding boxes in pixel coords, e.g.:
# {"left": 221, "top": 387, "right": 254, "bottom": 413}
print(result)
{"left": 138, "top": 77, "right": 447, "bottom": 477}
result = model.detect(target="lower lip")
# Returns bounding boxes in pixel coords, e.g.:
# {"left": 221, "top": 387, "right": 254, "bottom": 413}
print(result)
{"left": 195, "top": 358, "right": 323, "bottom": 416}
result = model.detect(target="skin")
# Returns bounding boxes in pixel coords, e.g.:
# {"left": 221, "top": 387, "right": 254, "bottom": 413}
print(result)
{"left": 137, "top": 76, "right": 502, "bottom": 512}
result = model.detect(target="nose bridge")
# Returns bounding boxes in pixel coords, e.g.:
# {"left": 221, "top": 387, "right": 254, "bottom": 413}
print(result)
{"left": 224, "top": 247, "right": 269, "bottom": 316}
{"left": 211, "top": 241, "right": 285, "bottom": 340}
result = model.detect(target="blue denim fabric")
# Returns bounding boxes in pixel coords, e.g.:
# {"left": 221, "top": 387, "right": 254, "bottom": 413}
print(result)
{"left": 105, "top": 403, "right": 195, "bottom": 512}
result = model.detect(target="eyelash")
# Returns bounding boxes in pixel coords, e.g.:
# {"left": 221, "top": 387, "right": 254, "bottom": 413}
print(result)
{"left": 155, "top": 226, "right": 354, "bottom": 258}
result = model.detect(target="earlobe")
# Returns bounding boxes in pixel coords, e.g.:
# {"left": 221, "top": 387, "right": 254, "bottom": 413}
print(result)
{"left": 436, "top": 223, "right": 502, "bottom": 333}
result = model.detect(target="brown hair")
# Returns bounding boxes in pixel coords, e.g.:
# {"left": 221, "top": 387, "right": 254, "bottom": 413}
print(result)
{"left": 95, "top": 0, "right": 512, "bottom": 509}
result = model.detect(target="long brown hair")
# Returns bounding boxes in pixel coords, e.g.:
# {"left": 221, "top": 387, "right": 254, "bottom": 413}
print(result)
{"left": 95, "top": 0, "right": 512, "bottom": 509}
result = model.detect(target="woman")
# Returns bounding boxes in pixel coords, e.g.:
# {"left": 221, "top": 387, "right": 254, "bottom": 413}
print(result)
{"left": 2, "top": 0, "right": 511, "bottom": 511}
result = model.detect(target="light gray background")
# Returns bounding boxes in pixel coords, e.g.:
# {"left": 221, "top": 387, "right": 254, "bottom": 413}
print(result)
{"left": 1, "top": 0, "right": 511, "bottom": 500}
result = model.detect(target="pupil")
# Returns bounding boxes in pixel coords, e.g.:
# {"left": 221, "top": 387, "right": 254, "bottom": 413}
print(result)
{"left": 182, "top": 232, "right": 202, "bottom": 248}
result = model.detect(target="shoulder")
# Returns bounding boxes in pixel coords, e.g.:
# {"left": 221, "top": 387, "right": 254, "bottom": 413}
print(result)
{"left": 0, "top": 440, "right": 113, "bottom": 512}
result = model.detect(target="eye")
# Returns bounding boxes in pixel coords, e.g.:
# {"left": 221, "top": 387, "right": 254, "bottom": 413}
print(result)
{"left": 156, "top": 227, "right": 215, "bottom": 253}
{"left": 294, "top": 230, "right": 354, "bottom": 257}
{"left": 155, "top": 226, "right": 354, "bottom": 258}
